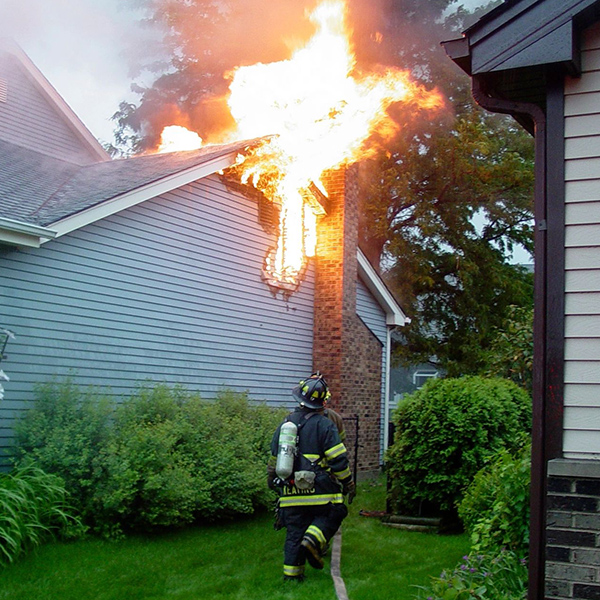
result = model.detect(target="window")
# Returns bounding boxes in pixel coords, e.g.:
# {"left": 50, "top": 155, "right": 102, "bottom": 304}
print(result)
{"left": 412, "top": 370, "right": 438, "bottom": 389}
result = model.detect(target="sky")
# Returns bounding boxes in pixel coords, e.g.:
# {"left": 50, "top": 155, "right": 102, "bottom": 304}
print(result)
{"left": 0, "top": 0, "right": 150, "bottom": 144}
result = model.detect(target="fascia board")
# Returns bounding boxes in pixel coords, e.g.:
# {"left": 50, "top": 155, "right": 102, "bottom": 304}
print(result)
{"left": 0, "top": 217, "right": 57, "bottom": 248}
{"left": 356, "top": 249, "right": 409, "bottom": 327}
{"left": 46, "top": 152, "right": 238, "bottom": 240}
{"left": 2, "top": 40, "right": 109, "bottom": 162}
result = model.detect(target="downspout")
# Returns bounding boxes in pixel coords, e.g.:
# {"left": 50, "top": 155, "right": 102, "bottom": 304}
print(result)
{"left": 472, "top": 77, "right": 547, "bottom": 600}
{"left": 383, "top": 326, "right": 392, "bottom": 455}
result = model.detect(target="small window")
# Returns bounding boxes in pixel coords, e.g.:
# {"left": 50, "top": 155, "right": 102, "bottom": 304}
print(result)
{"left": 0, "top": 78, "right": 7, "bottom": 103}
{"left": 412, "top": 370, "right": 438, "bottom": 389}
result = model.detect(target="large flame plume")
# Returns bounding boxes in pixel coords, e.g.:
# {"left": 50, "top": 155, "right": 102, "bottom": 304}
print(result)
{"left": 159, "top": 0, "right": 443, "bottom": 288}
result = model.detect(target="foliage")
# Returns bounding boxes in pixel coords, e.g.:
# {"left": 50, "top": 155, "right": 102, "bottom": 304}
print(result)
{"left": 13, "top": 379, "right": 113, "bottom": 517}
{"left": 415, "top": 550, "right": 528, "bottom": 600}
{"left": 458, "top": 439, "right": 531, "bottom": 556}
{"left": 356, "top": 0, "right": 535, "bottom": 377}
{"left": 483, "top": 305, "right": 533, "bottom": 394}
{"left": 0, "top": 463, "right": 85, "bottom": 567}
{"left": 386, "top": 376, "right": 531, "bottom": 516}
{"left": 94, "top": 387, "right": 282, "bottom": 534}
{"left": 365, "top": 107, "right": 535, "bottom": 377}
{"left": 14, "top": 381, "right": 285, "bottom": 535}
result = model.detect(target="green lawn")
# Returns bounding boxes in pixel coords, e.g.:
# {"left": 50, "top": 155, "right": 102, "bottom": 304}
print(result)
{"left": 0, "top": 480, "right": 469, "bottom": 600}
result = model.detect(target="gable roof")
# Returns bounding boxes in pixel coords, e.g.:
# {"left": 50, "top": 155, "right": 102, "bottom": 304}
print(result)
{"left": 0, "top": 39, "right": 109, "bottom": 164}
{"left": 0, "top": 138, "right": 260, "bottom": 247}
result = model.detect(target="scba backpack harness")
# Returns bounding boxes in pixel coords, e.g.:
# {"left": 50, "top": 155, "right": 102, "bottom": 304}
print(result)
{"left": 275, "top": 411, "right": 320, "bottom": 491}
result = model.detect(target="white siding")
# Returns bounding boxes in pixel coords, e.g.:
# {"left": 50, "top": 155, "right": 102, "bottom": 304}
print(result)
{"left": 563, "top": 21, "right": 600, "bottom": 458}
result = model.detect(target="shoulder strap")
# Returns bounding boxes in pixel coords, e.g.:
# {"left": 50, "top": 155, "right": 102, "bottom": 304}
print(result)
{"left": 287, "top": 410, "right": 319, "bottom": 431}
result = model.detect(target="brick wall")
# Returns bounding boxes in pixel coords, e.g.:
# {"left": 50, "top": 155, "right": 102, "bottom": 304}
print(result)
{"left": 545, "top": 459, "right": 600, "bottom": 600}
{"left": 313, "top": 165, "right": 383, "bottom": 474}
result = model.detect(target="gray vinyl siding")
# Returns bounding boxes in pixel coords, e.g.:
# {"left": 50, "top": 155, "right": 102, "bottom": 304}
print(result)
{"left": 563, "top": 21, "right": 600, "bottom": 458}
{"left": 356, "top": 277, "right": 388, "bottom": 459}
{"left": 0, "top": 51, "right": 97, "bottom": 165}
{"left": 0, "top": 174, "right": 314, "bottom": 462}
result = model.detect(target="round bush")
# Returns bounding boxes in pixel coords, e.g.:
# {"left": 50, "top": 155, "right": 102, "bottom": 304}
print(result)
{"left": 386, "top": 376, "right": 531, "bottom": 516}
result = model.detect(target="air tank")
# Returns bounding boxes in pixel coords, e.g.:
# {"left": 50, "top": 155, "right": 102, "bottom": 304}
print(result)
{"left": 275, "top": 420, "right": 298, "bottom": 480}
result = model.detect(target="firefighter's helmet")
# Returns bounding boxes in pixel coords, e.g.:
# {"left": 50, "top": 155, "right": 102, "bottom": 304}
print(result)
{"left": 292, "top": 372, "right": 331, "bottom": 410}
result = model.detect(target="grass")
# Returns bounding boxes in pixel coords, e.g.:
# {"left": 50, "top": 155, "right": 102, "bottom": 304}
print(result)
{"left": 0, "top": 479, "right": 469, "bottom": 600}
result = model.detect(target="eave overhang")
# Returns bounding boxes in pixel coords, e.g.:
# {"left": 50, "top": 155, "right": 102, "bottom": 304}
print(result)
{"left": 356, "top": 249, "right": 409, "bottom": 327}
{"left": 442, "top": 0, "right": 600, "bottom": 112}
{"left": 44, "top": 150, "right": 240, "bottom": 241}
{"left": 0, "top": 217, "right": 57, "bottom": 248}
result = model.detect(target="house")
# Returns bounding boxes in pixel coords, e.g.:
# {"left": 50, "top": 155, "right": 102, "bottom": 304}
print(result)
{"left": 443, "top": 2, "right": 600, "bottom": 598}
{"left": 0, "top": 40, "right": 407, "bottom": 473}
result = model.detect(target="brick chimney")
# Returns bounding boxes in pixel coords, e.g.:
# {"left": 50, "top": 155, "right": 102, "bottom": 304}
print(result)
{"left": 314, "top": 165, "right": 383, "bottom": 475}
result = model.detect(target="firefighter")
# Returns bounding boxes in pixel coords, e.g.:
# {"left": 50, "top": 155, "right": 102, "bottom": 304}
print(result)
{"left": 268, "top": 373, "right": 356, "bottom": 582}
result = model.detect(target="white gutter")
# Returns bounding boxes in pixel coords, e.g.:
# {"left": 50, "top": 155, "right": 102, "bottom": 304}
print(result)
{"left": 355, "top": 248, "right": 409, "bottom": 457}
{"left": 0, "top": 217, "right": 57, "bottom": 248}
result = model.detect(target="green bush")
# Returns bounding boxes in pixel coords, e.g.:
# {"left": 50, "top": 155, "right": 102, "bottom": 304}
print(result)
{"left": 458, "top": 439, "right": 531, "bottom": 555}
{"left": 386, "top": 376, "right": 531, "bottom": 516}
{"left": 415, "top": 550, "right": 528, "bottom": 600}
{"left": 13, "top": 379, "right": 113, "bottom": 517}
{"left": 14, "top": 381, "right": 285, "bottom": 535}
{"left": 0, "top": 463, "right": 85, "bottom": 566}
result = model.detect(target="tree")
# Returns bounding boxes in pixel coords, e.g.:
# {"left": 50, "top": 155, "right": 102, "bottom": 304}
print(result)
{"left": 111, "top": 0, "right": 534, "bottom": 377}
{"left": 484, "top": 305, "right": 534, "bottom": 394}
{"left": 356, "top": 1, "right": 535, "bottom": 376}
{"left": 360, "top": 104, "right": 534, "bottom": 376}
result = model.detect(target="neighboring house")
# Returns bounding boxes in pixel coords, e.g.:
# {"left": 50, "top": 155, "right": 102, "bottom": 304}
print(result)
{"left": 444, "top": 2, "right": 600, "bottom": 598}
{"left": 0, "top": 41, "right": 407, "bottom": 472}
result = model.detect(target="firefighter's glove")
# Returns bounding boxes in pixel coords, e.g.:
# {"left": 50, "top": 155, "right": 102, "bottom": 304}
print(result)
{"left": 343, "top": 480, "right": 356, "bottom": 505}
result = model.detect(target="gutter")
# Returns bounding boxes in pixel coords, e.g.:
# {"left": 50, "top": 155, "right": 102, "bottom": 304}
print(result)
{"left": 0, "top": 217, "right": 57, "bottom": 248}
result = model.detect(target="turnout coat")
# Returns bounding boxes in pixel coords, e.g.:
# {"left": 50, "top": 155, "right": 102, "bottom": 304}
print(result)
{"left": 268, "top": 407, "right": 352, "bottom": 508}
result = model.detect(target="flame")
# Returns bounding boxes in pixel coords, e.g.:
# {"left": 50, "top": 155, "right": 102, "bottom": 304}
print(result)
{"left": 158, "top": 125, "right": 203, "bottom": 153}
{"left": 159, "top": 0, "right": 443, "bottom": 288}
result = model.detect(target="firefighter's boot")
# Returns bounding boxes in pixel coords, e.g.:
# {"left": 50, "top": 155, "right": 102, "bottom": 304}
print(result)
{"left": 301, "top": 536, "right": 324, "bottom": 570}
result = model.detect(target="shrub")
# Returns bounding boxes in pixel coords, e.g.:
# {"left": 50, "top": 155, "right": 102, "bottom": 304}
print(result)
{"left": 458, "top": 439, "right": 531, "bottom": 555}
{"left": 13, "top": 379, "right": 113, "bottom": 517}
{"left": 386, "top": 376, "right": 531, "bottom": 516}
{"left": 0, "top": 463, "right": 85, "bottom": 566}
{"left": 14, "top": 381, "right": 285, "bottom": 535}
{"left": 415, "top": 550, "right": 528, "bottom": 600}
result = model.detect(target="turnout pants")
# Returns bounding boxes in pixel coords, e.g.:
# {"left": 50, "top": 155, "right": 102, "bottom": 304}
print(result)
{"left": 281, "top": 502, "right": 348, "bottom": 579}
